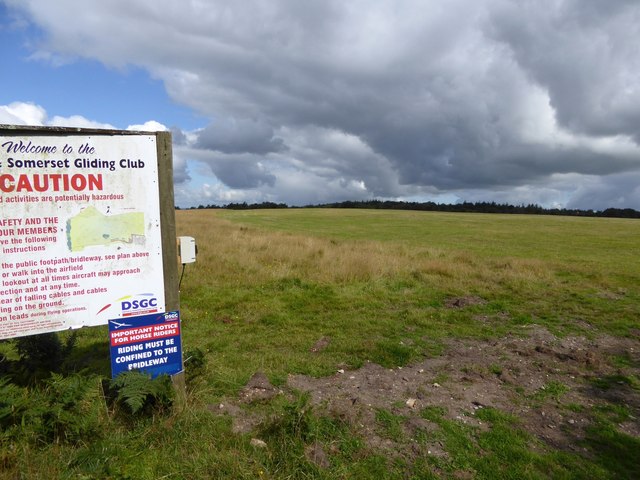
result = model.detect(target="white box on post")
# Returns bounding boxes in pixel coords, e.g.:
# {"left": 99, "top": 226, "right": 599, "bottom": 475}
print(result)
{"left": 178, "top": 236, "right": 197, "bottom": 264}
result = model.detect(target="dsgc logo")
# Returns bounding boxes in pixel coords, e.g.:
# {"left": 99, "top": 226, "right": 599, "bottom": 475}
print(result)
{"left": 122, "top": 297, "right": 157, "bottom": 312}
{"left": 162, "top": 311, "right": 179, "bottom": 321}
{"left": 98, "top": 293, "right": 160, "bottom": 317}
{"left": 120, "top": 293, "right": 159, "bottom": 317}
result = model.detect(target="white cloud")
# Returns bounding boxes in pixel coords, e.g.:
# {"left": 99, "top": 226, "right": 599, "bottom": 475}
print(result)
{"left": 0, "top": 101, "right": 115, "bottom": 129}
{"left": 126, "top": 120, "right": 168, "bottom": 132}
{"left": 49, "top": 115, "right": 115, "bottom": 130}
{"left": 0, "top": 101, "right": 46, "bottom": 125}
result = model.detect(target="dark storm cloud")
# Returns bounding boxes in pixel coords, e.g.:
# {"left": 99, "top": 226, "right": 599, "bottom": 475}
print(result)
{"left": 210, "top": 156, "right": 276, "bottom": 189}
{"left": 183, "top": 146, "right": 277, "bottom": 189}
{"left": 195, "top": 118, "right": 285, "bottom": 155}
{"left": 487, "top": 0, "right": 640, "bottom": 140}
{"left": 7, "top": 0, "right": 640, "bottom": 208}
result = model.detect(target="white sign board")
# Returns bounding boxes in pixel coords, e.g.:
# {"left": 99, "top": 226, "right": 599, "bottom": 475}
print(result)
{"left": 0, "top": 133, "right": 165, "bottom": 339}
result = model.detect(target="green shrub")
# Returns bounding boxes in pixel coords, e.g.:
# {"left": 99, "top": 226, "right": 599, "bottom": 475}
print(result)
{"left": 12, "top": 332, "right": 77, "bottom": 384}
{"left": 108, "top": 371, "right": 175, "bottom": 417}
{"left": 39, "top": 373, "right": 103, "bottom": 443}
{"left": 0, "top": 373, "right": 102, "bottom": 444}
{"left": 0, "top": 377, "right": 32, "bottom": 430}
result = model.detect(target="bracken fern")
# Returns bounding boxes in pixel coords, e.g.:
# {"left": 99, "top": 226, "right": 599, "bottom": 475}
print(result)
{"left": 109, "top": 371, "right": 174, "bottom": 416}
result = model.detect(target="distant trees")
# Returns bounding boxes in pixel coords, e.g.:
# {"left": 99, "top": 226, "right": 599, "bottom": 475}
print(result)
{"left": 183, "top": 200, "right": 640, "bottom": 219}
{"left": 226, "top": 202, "right": 288, "bottom": 210}
{"left": 600, "top": 208, "right": 640, "bottom": 219}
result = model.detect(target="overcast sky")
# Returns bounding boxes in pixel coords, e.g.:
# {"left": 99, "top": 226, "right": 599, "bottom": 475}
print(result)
{"left": 2, "top": 0, "right": 640, "bottom": 210}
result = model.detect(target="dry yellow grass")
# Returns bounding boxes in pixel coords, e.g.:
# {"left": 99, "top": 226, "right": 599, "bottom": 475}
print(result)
{"left": 176, "top": 209, "right": 553, "bottom": 295}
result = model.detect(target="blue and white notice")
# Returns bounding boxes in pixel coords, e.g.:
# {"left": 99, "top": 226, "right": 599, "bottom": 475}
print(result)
{"left": 109, "top": 310, "right": 182, "bottom": 378}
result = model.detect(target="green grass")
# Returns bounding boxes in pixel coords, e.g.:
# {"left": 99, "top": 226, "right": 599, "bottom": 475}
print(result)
{"left": 416, "top": 405, "right": 615, "bottom": 479}
{"left": 375, "top": 409, "right": 406, "bottom": 441}
{"left": 215, "top": 209, "right": 640, "bottom": 335}
{"left": 170, "top": 209, "right": 640, "bottom": 401}
{"left": 532, "top": 381, "right": 570, "bottom": 403}
{"left": 218, "top": 208, "right": 640, "bottom": 273}
{"left": 1, "top": 208, "right": 639, "bottom": 478}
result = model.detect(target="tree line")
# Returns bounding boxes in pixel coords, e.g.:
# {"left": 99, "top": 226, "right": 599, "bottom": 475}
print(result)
{"left": 180, "top": 200, "right": 640, "bottom": 219}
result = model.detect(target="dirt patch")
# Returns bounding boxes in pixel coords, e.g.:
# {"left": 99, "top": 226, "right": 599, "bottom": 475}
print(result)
{"left": 239, "top": 372, "right": 281, "bottom": 403}
{"left": 310, "top": 336, "right": 331, "bottom": 353}
{"left": 213, "top": 325, "right": 640, "bottom": 458}
{"left": 444, "top": 296, "right": 487, "bottom": 308}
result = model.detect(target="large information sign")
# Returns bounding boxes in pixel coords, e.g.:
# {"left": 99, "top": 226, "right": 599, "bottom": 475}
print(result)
{"left": 0, "top": 132, "right": 166, "bottom": 339}
{"left": 109, "top": 311, "right": 182, "bottom": 378}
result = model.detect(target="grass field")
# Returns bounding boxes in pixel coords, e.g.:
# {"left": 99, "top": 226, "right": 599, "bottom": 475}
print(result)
{"left": 1, "top": 209, "right": 639, "bottom": 479}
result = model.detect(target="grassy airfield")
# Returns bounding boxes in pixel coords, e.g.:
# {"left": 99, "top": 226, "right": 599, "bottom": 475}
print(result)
{"left": 1, "top": 208, "right": 638, "bottom": 479}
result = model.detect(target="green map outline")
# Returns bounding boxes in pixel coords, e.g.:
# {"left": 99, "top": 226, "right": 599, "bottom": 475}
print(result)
{"left": 66, "top": 206, "right": 145, "bottom": 252}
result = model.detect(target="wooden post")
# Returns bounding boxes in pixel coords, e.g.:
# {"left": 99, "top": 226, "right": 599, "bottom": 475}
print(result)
{"left": 155, "top": 131, "right": 186, "bottom": 399}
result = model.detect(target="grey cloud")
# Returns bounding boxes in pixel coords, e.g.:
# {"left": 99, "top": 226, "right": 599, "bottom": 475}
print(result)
{"left": 212, "top": 157, "right": 276, "bottom": 189}
{"left": 170, "top": 126, "right": 188, "bottom": 146}
{"left": 565, "top": 172, "right": 640, "bottom": 210}
{"left": 486, "top": 0, "right": 640, "bottom": 140}
{"left": 171, "top": 151, "right": 191, "bottom": 185}
{"left": 281, "top": 126, "right": 403, "bottom": 197}
{"left": 184, "top": 147, "right": 276, "bottom": 189}
{"left": 195, "top": 118, "right": 285, "bottom": 155}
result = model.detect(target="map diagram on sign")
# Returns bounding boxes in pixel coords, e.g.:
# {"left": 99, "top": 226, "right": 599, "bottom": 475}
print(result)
{"left": 66, "top": 206, "right": 145, "bottom": 252}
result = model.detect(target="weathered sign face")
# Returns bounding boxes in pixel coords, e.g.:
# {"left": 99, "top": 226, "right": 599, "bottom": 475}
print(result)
{"left": 0, "top": 132, "right": 165, "bottom": 339}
